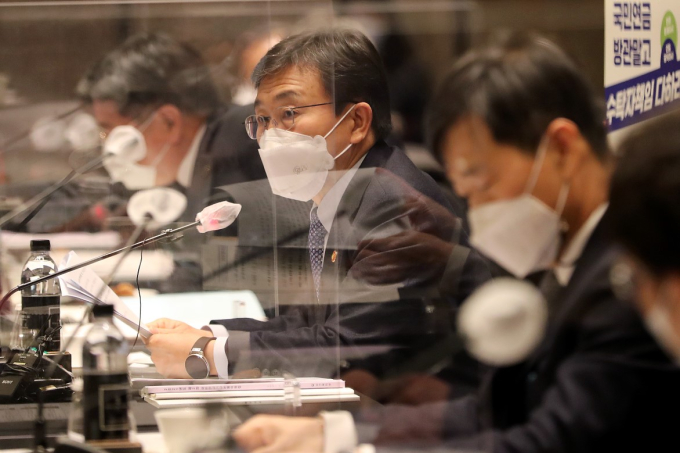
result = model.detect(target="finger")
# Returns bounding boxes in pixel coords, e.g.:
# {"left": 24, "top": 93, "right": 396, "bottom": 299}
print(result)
{"left": 233, "top": 429, "right": 263, "bottom": 452}
{"left": 350, "top": 260, "right": 402, "bottom": 285}
{"left": 151, "top": 328, "right": 182, "bottom": 335}
{"left": 147, "top": 318, "right": 172, "bottom": 328}
{"left": 356, "top": 231, "right": 418, "bottom": 254}
{"left": 353, "top": 243, "right": 381, "bottom": 263}
{"left": 233, "top": 418, "right": 270, "bottom": 451}
{"left": 145, "top": 333, "right": 173, "bottom": 350}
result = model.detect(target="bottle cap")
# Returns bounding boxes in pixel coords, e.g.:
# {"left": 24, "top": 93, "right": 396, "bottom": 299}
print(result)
{"left": 92, "top": 304, "right": 114, "bottom": 318}
{"left": 30, "top": 240, "right": 51, "bottom": 252}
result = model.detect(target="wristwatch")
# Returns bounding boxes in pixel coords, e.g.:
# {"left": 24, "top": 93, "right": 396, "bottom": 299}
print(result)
{"left": 184, "top": 336, "right": 216, "bottom": 379}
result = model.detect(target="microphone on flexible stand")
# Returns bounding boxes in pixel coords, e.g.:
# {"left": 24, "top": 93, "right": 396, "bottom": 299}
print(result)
{"left": 0, "top": 198, "right": 240, "bottom": 450}
{"left": 0, "top": 105, "right": 82, "bottom": 154}
{"left": 0, "top": 152, "right": 112, "bottom": 230}
{"left": 0, "top": 199, "right": 242, "bottom": 316}
{"left": 0, "top": 126, "right": 154, "bottom": 231}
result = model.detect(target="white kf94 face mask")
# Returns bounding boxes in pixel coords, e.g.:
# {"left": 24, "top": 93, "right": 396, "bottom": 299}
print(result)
{"left": 257, "top": 105, "right": 356, "bottom": 202}
{"left": 468, "top": 136, "right": 570, "bottom": 278}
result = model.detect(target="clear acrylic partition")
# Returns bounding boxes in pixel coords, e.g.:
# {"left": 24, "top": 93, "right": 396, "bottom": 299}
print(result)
{"left": 0, "top": 0, "right": 607, "bottom": 451}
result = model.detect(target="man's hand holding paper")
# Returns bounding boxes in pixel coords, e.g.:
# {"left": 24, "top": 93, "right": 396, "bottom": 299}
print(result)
{"left": 147, "top": 318, "right": 197, "bottom": 334}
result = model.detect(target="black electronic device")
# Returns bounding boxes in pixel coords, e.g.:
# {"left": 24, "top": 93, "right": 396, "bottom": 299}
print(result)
{"left": 0, "top": 374, "right": 72, "bottom": 403}
{"left": 0, "top": 375, "right": 23, "bottom": 402}
{"left": 9, "top": 350, "right": 40, "bottom": 368}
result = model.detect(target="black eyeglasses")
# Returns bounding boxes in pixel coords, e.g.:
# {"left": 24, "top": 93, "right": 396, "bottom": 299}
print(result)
{"left": 244, "top": 102, "right": 333, "bottom": 140}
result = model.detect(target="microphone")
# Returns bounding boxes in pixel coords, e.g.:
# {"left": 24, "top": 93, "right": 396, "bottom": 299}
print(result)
{"left": 127, "top": 188, "right": 187, "bottom": 230}
{"left": 0, "top": 105, "right": 82, "bottom": 154}
{"left": 379, "top": 277, "right": 548, "bottom": 379}
{"left": 0, "top": 152, "right": 113, "bottom": 229}
{"left": 458, "top": 277, "right": 548, "bottom": 366}
{"left": 0, "top": 124, "right": 156, "bottom": 230}
{"left": 0, "top": 200, "right": 239, "bottom": 448}
{"left": 0, "top": 201, "right": 242, "bottom": 314}
{"left": 195, "top": 201, "right": 242, "bottom": 233}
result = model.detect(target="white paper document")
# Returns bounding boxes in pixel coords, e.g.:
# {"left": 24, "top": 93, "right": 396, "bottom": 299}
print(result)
{"left": 59, "top": 251, "right": 152, "bottom": 337}
{"left": 143, "top": 393, "right": 359, "bottom": 408}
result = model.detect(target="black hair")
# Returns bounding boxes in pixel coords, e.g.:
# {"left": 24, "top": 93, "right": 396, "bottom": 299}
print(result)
{"left": 426, "top": 32, "right": 608, "bottom": 161}
{"left": 77, "top": 33, "right": 220, "bottom": 117}
{"left": 608, "top": 109, "right": 680, "bottom": 275}
{"left": 252, "top": 27, "right": 392, "bottom": 141}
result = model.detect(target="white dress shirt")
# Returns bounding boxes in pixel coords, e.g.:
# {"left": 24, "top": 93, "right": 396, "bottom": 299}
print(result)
{"left": 204, "top": 155, "right": 366, "bottom": 379}
{"left": 554, "top": 203, "right": 608, "bottom": 286}
{"left": 176, "top": 124, "right": 206, "bottom": 188}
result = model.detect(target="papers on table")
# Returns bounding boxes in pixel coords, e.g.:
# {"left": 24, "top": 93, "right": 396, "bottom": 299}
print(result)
{"left": 138, "top": 377, "right": 357, "bottom": 408}
{"left": 59, "top": 251, "right": 151, "bottom": 338}
{"left": 140, "top": 377, "right": 345, "bottom": 395}
{"left": 143, "top": 392, "right": 359, "bottom": 408}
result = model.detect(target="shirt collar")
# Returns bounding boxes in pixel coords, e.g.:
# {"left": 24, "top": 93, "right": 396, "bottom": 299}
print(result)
{"left": 554, "top": 203, "right": 608, "bottom": 286}
{"left": 314, "top": 155, "right": 366, "bottom": 233}
{"left": 176, "top": 124, "right": 207, "bottom": 188}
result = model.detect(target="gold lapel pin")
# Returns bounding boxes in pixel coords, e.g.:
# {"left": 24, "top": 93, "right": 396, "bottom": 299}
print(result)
{"left": 331, "top": 250, "right": 338, "bottom": 263}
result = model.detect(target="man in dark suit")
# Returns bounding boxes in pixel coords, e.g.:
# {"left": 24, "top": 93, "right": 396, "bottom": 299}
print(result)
{"left": 76, "top": 33, "right": 265, "bottom": 221}
{"left": 232, "top": 33, "right": 680, "bottom": 453}
{"left": 145, "top": 28, "right": 489, "bottom": 382}
{"left": 72, "top": 33, "right": 266, "bottom": 292}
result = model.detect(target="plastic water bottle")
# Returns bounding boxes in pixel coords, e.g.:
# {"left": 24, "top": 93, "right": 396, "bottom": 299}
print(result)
{"left": 20, "top": 239, "right": 61, "bottom": 352}
{"left": 81, "top": 303, "right": 132, "bottom": 442}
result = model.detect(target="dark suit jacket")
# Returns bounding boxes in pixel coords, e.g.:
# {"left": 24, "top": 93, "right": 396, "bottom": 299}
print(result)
{"left": 364, "top": 214, "right": 680, "bottom": 452}
{"left": 180, "top": 104, "right": 264, "bottom": 222}
{"left": 210, "top": 140, "right": 488, "bottom": 377}
{"left": 150, "top": 104, "right": 263, "bottom": 292}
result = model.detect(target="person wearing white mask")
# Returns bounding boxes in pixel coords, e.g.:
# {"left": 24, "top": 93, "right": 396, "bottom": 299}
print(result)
{"left": 144, "top": 28, "right": 487, "bottom": 388}
{"left": 609, "top": 109, "right": 680, "bottom": 363}
{"left": 70, "top": 32, "right": 266, "bottom": 295}
{"left": 76, "top": 32, "right": 265, "bottom": 222}
{"left": 230, "top": 33, "right": 680, "bottom": 453}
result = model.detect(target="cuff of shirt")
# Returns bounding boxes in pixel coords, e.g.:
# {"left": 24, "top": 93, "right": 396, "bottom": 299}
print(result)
{"left": 203, "top": 325, "right": 229, "bottom": 378}
{"left": 204, "top": 324, "right": 228, "bottom": 338}
{"left": 320, "top": 411, "right": 358, "bottom": 453}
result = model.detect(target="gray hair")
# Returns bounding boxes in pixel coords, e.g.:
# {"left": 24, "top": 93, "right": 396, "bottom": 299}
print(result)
{"left": 77, "top": 33, "right": 220, "bottom": 117}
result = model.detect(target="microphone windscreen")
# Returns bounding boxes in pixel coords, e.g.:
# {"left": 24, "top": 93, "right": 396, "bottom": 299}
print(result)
{"left": 30, "top": 116, "right": 67, "bottom": 152}
{"left": 65, "top": 112, "right": 100, "bottom": 151}
{"left": 458, "top": 278, "right": 548, "bottom": 366}
{"left": 103, "top": 125, "right": 146, "bottom": 161}
{"left": 195, "top": 201, "right": 242, "bottom": 233}
{"left": 127, "top": 188, "right": 187, "bottom": 229}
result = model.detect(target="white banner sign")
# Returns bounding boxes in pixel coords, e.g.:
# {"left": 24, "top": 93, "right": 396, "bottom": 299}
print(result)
{"left": 605, "top": 1, "right": 679, "bottom": 133}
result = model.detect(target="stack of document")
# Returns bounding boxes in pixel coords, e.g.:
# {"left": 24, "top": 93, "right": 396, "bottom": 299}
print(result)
{"left": 139, "top": 378, "right": 359, "bottom": 408}
{"left": 59, "top": 250, "right": 152, "bottom": 337}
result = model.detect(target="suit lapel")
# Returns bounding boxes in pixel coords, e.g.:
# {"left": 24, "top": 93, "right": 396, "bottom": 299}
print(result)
{"left": 181, "top": 109, "right": 226, "bottom": 222}
{"left": 325, "top": 141, "right": 393, "bottom": 252}
{"left": 319, "top": 142, "right": 392, "bottom": 297}
{"left": 525, "top": 218, "right": 616, "bottom": 369}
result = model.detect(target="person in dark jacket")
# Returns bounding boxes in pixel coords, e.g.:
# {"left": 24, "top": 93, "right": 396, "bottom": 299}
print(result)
{"left": 231, "top": 33, "right": 680, "bottom": 453}
{"left": 145, "top": 28, "right": 490, "bottom": 385}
